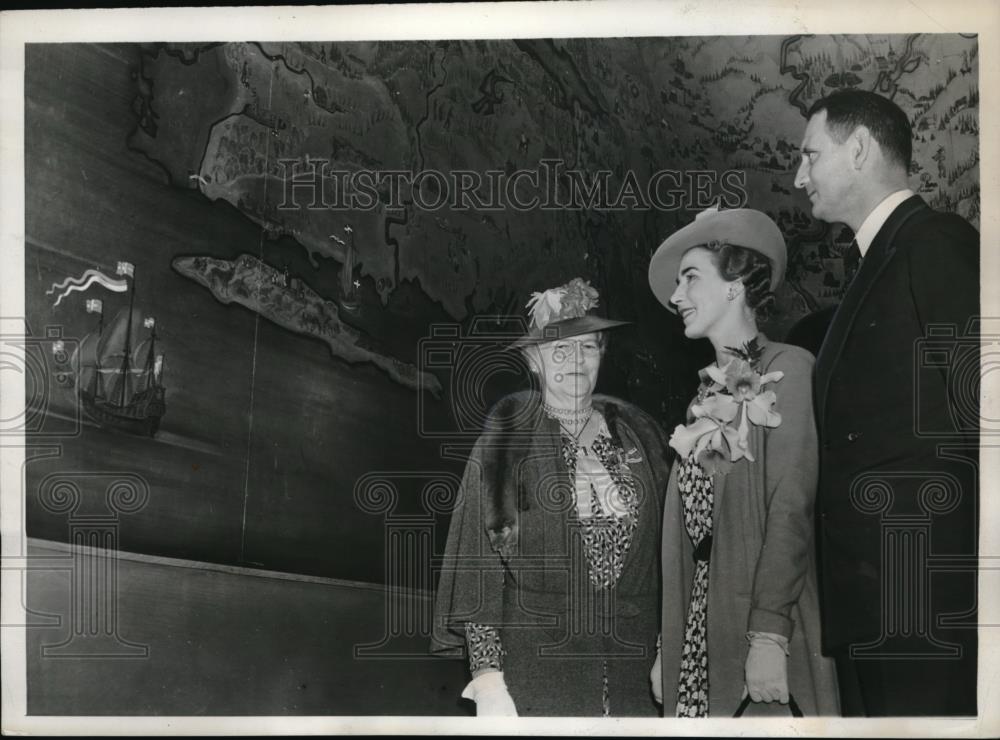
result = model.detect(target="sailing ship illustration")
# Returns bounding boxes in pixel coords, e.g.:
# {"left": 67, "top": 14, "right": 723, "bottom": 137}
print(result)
{"left": 49, "top": 261, "right": 166, "bottom": 436}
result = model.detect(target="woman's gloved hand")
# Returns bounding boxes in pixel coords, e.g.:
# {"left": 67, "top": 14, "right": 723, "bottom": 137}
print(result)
{"left": 744, "top": 631, "right": 789, "bottom": 704}
{"left": 650, "top": 633, "right": 663, "bottom": 704}
{"left": 461, "top": 671, "right": 518, "bottom": 716}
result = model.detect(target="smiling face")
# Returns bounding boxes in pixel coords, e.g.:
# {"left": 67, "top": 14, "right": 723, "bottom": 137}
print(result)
{"left": 794, "top": 109, "right": 858, "bottom": 225}
{"left": 528, "top": 332, "right": 603, "bottom": 406}
{"left": 669, "top": 247, "right": 735, "bottom": 340}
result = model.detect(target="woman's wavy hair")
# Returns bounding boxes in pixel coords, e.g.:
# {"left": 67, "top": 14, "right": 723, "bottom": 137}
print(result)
{"left": 698, "top": 239, "right": 775, "bottom": 322}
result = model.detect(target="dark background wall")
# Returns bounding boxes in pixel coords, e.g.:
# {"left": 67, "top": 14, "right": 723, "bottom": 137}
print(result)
{"left": 24, "top": 37, "right": 979, "bottom": 586}
{"left": 25, "top": 44, "right": 470, "bottom": 584}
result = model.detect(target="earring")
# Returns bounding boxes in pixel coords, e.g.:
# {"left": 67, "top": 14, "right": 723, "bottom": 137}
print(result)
{"left": 727, "top": 286, "right": 736, "bottom": 300}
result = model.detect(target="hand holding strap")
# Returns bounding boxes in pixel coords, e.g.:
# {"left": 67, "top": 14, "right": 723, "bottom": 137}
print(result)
{"left": 744, "top": 631, "right": 789, "bottom": 704}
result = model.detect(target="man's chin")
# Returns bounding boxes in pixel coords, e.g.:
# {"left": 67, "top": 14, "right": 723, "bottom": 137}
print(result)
{"left": 810, "top": 203, "right": 833, "bottom": 223}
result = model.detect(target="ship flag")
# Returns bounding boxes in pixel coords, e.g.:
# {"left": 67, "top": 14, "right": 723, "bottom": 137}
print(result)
{"left": 47, "top": 269, "right": 128, "bottom": 307}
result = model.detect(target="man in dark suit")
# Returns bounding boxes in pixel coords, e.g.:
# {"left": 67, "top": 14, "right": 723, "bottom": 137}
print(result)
{"left": 795, "top": 89, "right": 979, "bottom": 716}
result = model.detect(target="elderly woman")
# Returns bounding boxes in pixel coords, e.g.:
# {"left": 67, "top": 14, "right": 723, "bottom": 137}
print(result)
{"left": 431, "top": 278, "right": 670, "bottom": 717}
{"left": 647, "top": 206, "right": 839, "bottom": 717}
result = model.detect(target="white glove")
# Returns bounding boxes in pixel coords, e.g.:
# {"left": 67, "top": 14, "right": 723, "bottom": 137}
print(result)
{"left": 650, "top": 634, "right": 663, "bottom": 704}
{"left": 744, "top": 631, "right": 789, "bottom": 704}
{"left": 461, "top": 671, "right": 518, "bottom": 716}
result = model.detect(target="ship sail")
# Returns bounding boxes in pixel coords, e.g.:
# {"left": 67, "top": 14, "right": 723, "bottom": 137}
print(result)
{"left": 96, "top": 307, "right": 147, "bottom": 360}
{"left": 71, "top": 331, "right": 104, "bottom": 399}
{"left": 131, "top": 328, "right": 159, "bottom": 396}
{"left": 97, "top": 307, "right": 148, "bottom": 405}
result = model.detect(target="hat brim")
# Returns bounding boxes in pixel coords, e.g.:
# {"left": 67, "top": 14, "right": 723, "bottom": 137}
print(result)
{"left": 648, "top": 208, "right": 786, "bottom": 312}
{"left": 509, "top": 316, "right": 630, "bottom": 349}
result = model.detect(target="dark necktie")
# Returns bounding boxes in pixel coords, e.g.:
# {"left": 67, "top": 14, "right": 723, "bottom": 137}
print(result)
{"left": 842, "top": 239, "right": 862, "bottom": 289}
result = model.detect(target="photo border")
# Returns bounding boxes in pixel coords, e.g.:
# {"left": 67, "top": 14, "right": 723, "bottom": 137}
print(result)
{"left": 2, "top": 1, "right": 997, "bottom": 735}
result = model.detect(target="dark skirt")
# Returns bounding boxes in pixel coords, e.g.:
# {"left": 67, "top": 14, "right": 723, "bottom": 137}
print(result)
{"left": 500, "top": 585, "right": 660, "bottom": 717}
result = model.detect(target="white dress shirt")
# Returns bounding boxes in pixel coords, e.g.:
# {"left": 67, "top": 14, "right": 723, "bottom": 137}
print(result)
{"left": 853, "top": 188, "right": 915, "bottom": 256}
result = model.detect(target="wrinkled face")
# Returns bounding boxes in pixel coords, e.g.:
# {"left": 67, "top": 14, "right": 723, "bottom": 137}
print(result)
{"left": 530, "top": 332, "right": 603, "bottom": 402}
{"left": 669, "top": 248, "right": 733, "bottom": 339}
{"left": 794, "top": 109, "right": 856, "bottom": 224}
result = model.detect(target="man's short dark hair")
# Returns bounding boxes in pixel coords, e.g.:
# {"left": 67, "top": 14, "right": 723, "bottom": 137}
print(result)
{"left": 807, "top": 89, "right": 912, "bottom": 170}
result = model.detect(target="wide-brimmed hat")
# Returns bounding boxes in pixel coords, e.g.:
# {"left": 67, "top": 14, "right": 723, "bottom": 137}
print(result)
{"left": 511, "top": 277, "right": 629, "bottom": 348}
{"left": 648, "top": 205, "right": 786, "bottom": 311}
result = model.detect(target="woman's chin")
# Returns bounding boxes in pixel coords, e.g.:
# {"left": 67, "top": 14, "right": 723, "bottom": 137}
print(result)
{"left": 548, "top": 384, "right": 595, "bottom": 401}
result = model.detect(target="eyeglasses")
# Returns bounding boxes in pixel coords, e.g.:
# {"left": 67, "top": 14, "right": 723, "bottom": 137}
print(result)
{"left": 549, "top": 340, "right": 602, "bottom": 362}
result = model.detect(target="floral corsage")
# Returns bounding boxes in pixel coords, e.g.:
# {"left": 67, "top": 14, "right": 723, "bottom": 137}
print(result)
{"left": 668, "top": 338, "right": 783, "bottom": 474}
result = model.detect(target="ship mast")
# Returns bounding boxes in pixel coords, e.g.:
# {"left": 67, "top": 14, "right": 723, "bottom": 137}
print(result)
{"left": 96, "top": 307, "right": 105, "bottom": 399}
{"left": 86, "top": 298, "right": 106, "bottom": 400}
{"left": 142, "top": 321, "right": 158, "bottom": 390}
{"left": 118, "top": 268, "right": 135, "bottom": 407}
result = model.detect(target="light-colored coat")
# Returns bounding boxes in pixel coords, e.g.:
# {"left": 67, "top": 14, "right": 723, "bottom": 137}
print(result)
{"left": 659, "top": 337, "right": 840, "bottom": 716}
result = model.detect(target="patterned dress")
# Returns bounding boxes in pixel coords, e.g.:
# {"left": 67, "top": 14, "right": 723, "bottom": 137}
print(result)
{"left": 464, "top": 419, "right": 640, "bottom": 716}
{"left": 674, "top": 453, "right": 714, "bottom": 717}
{"left": 674, "top": 378, "right": 717, "bottom": 717}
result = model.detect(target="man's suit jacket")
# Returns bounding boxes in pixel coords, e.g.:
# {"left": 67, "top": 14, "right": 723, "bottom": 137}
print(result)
{"left": 813, "top": 195, "right": 979, "bottom": 654}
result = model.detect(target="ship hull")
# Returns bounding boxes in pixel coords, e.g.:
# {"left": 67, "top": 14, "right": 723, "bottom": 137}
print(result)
{"left": 80, "top": 387, "right": 165, "bottom": 437}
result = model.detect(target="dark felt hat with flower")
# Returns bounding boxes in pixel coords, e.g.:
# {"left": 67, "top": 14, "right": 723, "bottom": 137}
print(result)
{"left": 511, "top": 277, "right": 629, "bottom": 348}
{"left": 648, "top": 204, "right": 787, "bottom": 312}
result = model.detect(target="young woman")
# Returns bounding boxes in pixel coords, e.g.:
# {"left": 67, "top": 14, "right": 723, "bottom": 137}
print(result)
{"left": 647, "top": 206, "right": 839, "bottom": 717}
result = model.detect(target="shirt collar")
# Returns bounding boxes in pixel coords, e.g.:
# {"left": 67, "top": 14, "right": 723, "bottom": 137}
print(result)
{"left": 853, "top": 189, "right": 915, "bottom": 256}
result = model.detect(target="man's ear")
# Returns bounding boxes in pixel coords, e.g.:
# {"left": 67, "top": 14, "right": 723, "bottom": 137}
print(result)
{"left": 850, "top": 125, "right": 874, "bottom": 170}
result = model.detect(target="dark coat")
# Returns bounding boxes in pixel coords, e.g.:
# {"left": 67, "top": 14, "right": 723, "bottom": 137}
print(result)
{"left": 430, "top": 391, "right": 671, "bottom": 716}
{"left": 813, "top": 196, "right": 979, "bottom": 667}
{"left": 659, "top": 337, "right": 839, "bottom": 716}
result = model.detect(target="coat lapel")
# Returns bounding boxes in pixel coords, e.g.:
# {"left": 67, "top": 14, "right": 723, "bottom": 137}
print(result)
{"left": 814, "top": 195, "right": 929, "bottom": 429}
